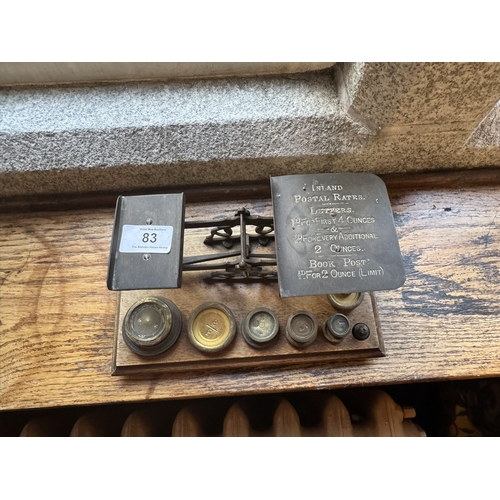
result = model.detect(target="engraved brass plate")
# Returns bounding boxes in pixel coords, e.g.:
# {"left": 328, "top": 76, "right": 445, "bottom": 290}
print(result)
{"left": 271, "top": 173, "right": 405, "bottom": 297}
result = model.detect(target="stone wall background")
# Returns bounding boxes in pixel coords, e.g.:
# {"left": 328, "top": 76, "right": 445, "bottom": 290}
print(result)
{"left": 1, "top": 62, "right": 499, "bottom": 197}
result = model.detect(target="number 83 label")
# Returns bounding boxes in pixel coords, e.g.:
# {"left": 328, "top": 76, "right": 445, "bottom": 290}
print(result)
{"left": 119, "top": 225, "right": 174, "bottom": 253}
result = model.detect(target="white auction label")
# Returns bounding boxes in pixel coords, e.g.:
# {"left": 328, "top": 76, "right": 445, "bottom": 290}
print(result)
{"left": 119, "top": 225, "right": 173, "bottom": 253}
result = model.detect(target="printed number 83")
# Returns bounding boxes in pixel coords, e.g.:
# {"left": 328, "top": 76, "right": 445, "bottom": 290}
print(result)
{"left": 142, "top": 233, "right": 157, "bottom": 243}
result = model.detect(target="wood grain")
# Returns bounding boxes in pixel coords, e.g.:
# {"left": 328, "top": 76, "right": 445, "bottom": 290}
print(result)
{"left": 3, "top": 168, "right": 500, "bottom": 214}
{"left": 1, "top": 177, "right": 500, "bottom": 411}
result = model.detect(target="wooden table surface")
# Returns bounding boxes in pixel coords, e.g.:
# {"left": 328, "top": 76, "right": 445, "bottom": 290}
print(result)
{"left": 1, "top": 171, "right": 500, "bottom": 411}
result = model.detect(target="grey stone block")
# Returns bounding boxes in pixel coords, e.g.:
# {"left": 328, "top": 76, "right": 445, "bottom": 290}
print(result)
{"left": 466, "top": 100, "right": 500, "bottom": 148}
{"left": 0, "top": 72, "right": 374, "bottom": 196}
{"left": 2, "top": 63, "right": 500, "bottom": 198}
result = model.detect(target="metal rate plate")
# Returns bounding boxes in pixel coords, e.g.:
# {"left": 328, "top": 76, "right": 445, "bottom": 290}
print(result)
{"left": 107, "top": 193, "right": 185, "bottom": 290}
{"left": 271, "top": 173, "right": 405, "bottom": 297}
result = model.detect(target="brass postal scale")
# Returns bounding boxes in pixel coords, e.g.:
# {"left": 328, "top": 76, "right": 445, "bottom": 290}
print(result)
{"left": 107, "top": 173, "right": 405, "bottom": 375}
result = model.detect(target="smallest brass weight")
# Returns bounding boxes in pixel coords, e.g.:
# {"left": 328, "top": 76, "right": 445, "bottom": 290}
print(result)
{"left": 188, "top": 302, "right": 236, "bottom": 353}
{"left": 123, "top": 296, "right": 182, "bottom": 356}
{"left": 242, "top": 307, "right": 280, "bottom": 348}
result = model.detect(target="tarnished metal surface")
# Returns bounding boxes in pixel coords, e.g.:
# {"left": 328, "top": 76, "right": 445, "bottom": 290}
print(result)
{"left": 271, "top": 173, "right": 405, "bottom": 297}
{"left": 324, "top": 313, "right": 350, "bottom": 342}
{"left": 107, "top": 193, "right": 185, "bottom": 290}
{"left": 285, "top": 311, "right": 318, "bottom": 348}
{"left": 122, "top": 296, "right": 182, "bottom": 356}
{"left": 327, "top": 292, "right": 364, "bottom": 312}
{"left": 242, "top": 307, "right": 280, "bottom": 348}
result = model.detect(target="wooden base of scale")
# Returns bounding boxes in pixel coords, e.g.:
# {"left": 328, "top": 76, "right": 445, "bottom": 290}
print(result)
{"left": 112, "top": 277, "right": 384, "bottom": 375}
